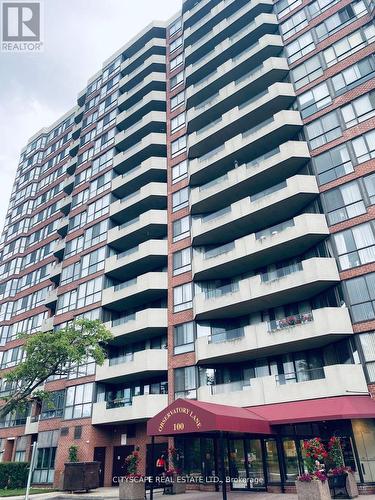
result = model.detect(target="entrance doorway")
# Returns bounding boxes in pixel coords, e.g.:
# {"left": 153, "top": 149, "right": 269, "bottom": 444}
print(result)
{"left": 146, "top": 442, "right": 168, "bottom": 477}
{"left": 94, "top": 447, "right": 106, "bottom": 487}
{"left": 112, "top": 445, "right": 134, "bottom": 486}
{"left": 228, "top": 438, "right": 266, "bottom": 491}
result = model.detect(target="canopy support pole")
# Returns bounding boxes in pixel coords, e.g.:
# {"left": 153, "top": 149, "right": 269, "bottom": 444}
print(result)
{"left": 219, "top": 432, "right": 227, "bottom": 500}
{"left": 149, "top": 436, "right": 155, "bottom": 500}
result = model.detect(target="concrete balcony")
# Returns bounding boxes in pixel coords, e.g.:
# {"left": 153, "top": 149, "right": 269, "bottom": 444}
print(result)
{"left": 112, "top": 157, "right": 167, "bottom": 196}
{"left": 105, "top": 240, "right": 167, "bottom": 280}
{"left": 66, "top": 157, "right": 77, "bottom": 175}
{"left": 116, "top": 91, "right": 166, "bottom": 132}
{"left": 40, "top": 317, "right": 54, "bottom": 332}
{"left": 107, "top": 210, "right": 167, "bottom": 251}
{"left": 193, "top": 214, "right": 329, "bottom": 280}
{"left": 189, "top": 110, "right": 303, "bottom": 186}
{"left": 187, "top": 57, "right": 289, "bottom": 133}
{"left": 184, "top": 0, "right": 273, "bottom": 46}
{"left": 44, "top": 289, "right": 58, "bottom": 309}
{"left": 63, "top": 176, "right": 74, "bottom": 194}
{"left": 186, "top": 34, "right": 284, "bottom": 110}
{"left": 92, "top": 394, "right": 168, "bottom": 425}
{"left": 53, "top": 239, "right": 65, "bottom": 260}
{"left": 102, "top": 271, "right": 167, "bottom": 311}
{"left": 110, "top": 182, "right": 167, "bottom": 224}
{"left": 96, "top": 349, "right": 167, "bottom": 383}
{"left": 186, "top": 14, "right": 279, "bottom": 87}
{"left": 186, "top": 10, "right": 278, "bottom": 68}
{"left": 49, "top": 262, "right": 63, "bottom": 283}
{"left": 106, "top": 308, "right": 167, "bottom": 343}
{"left": 114, "top": 133, "right": 166, "bottom": 172}
{"left": 120, "top": 38, "right": 166, "bottom": 77}
{"left": 58, "top": 195, "right": 72, "bottom": 215}
{"left": 194, "top": 257, "right": 340, "bottom": 320}
{"left": 77, "top": 88, "right": 87, "bottom": 107}
{"left": 57, "top": 216, "right": 69, "bottom": 237}
{"left": 195, "top": 307, "right": 353, "bottom": 364}
{"left": 71, "top": 122, "right": 82, "bottom": 140}
{"left": 118, "top": 72, "right": 166, "bottom": 112}
{"left": 69, "top": 139, "right": 79, "bottom": 157}
{"left": 115, "top": 111, "right": 166, "bottom": 152}
{"left": 188, "top": 82, "right": 295, "bottom": 158}
{"left": 191, "top": 175, "right": 318, "bottom": 246}
{"left": 197, "top": 364, "right": 368, "bottom": 407}
{"left": 24, "top": 416, "right": 39, "bottom": 435}
{"left": 119, "top": 54, "right": 166, "bottom": 94}
{"left": 74, "top": 106, "right": 84, "bottom": 124}
{"left": 190, "top": 141, "right": 310, "bottom": 214}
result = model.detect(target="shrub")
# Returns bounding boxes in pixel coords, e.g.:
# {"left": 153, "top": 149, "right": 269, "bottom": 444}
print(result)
{"left": 68, "top": 445, "right": 78, "bottom": 463}
{"left": 0, "top": 462, "right": 29, "bottom": 489}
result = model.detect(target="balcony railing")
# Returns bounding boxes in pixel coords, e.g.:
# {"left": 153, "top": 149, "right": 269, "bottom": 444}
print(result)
{"left": 208, "top": 327, "right": 244, "bottom": 344}
{"left": 203, "top": 241, "right": 235, "bottom": 259}
{"left": 109, "top": 353, "right": 134, "bottom": 366}
{"left": 203, "top": 281, "right": 240, "bottom": 299}
{"left": 113, "top": 278, "right": 137, "bottom": 292}
{"left": 210, "top": 380, "right": 251, "bottom": 395}
{"left": 112, "top": 313, "right": 136, "bottom": 327}
{"left": 261, "top": 261, "right": 303, "bottom": 283}
{"left": 255, "top": 218, "right": 295, "bottom": 240}
{"left": 275, "top": 367, "right": 325, "bottom": 385}
{"left": 267, "top": 312, "right": 314, "bottom": 332}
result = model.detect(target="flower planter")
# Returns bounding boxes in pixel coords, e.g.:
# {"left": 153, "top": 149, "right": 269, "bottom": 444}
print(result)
{"left": 119, "top": 479, "right": 145, "bottom": 500}
{"left": 295, "top": 479, "right": 331, "bottom": 500}
{"left": 164, "top": 473, "right": 186, "bottom": 495}
{"left": 328, "top": 472, "right": 359, "bottom": 498}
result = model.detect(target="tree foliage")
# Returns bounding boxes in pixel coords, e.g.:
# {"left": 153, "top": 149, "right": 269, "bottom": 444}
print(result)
{"left": 0, "top": 319, "right": 112, "bottom": 419}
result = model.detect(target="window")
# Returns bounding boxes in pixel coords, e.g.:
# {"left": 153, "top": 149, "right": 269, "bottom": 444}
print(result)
{"left": 174, "top": 366, "right": 197, "bottom": 399}
{"left": 280, "top": 9, "right": 307, "bottom": 39}
{"left": 314, "top": 143, "right": 353, "bottom": 185}
{"left": 170, "top": 70, "right": 184, "bottom": 90}
{"left": 14, "top": 436, "right": 27, "bottom": 462}
{"left": 334, "top": 223, "right": 375, "bottom": 270}
{"left": 171, "top": 135, "right": 187, "bottom": 157}
{"left": 170, "top": 36, "right": 183, "bottom": 53}
{"left": 172, "top": 159, "right": 188, "bottom": 183}
{"left": 68, "top": 357, "right": 96, "bottom": 379}
{"left": 286, "top": 32, "right": 315, "bottom": 64}
{"left": 171, "top": 112, "right": 185, "bottom": 132}
{"left": 170, "top": 53, "right": 184, "bottom": 71}
{"left": 298, "top": 82, "right": 332, "bottom": 118}
{"left": 76, "top": 276, "right": 103, "bottom": 309}
{"left": 353, "top": 130, "right": 375, "bottom": 164}
{"left": 292, "top": 55, "right": 323, "bottom": 90}
{"left": 305, "top": 111, "right": 341, "bottom": 150}
{"left": 172, "top": 187, "right": 189, "bottom": 212}
{"left": 33, "top": 430, "right": 59, "bottom": 484}
{"left": 87, "top": 194, "right": 110, "bottom": 223}
{"left": 173, "top": 215, "right": 190, "bottom": 242}
{"left": 364, "top": 173, "right": 375, "bottom": 204}
{"left": 171, "top": 91, "right": 185, "bottom": 110}
{"left": 276, "top": 0, "right": 302, "bottom": 18}
{"left": 346, "top": 272, "right": 375, "bottom": 323}
{"left": 41, "top": 391, "right": 64, "bottom": 419}
{"left": 315, "top": 2, "right": 367, "bottom": 42}
{"left": 173, "top": 247, "right": 191, "bottom": 275}
{"left": 174, "top": 322, "right": 195, "bottom": 355}
{"left": 174, "top": 282, "right": 193, "bottom": 312}
{"left": 64, "top": 383, "right": 94, "bottom": 419}
{"left": 324, "top": 180, "right": 365, "bottom": 225}
{"left": 358, "top": 332, "right": 375, "bottom": 381}
{"left": 342, "top": 91, "right": 375, "bottom": 128}
{"left": 308, "top": 0, "right": 339, "bottom": 18}
{"left": 323, "top": 23, "right": 375, "bottom": 67}
{"left": 169, "top": 18, "right": 182, "bottom": 36}
{"left": 332, "top": 56, "right": 375, "bottom": 94}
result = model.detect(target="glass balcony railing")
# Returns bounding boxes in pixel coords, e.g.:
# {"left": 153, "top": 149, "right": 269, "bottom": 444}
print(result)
{"left": 210, "top": 379, "right": 251, "bottom": 394}
{"left": 109, "top": 353, "right": 134, "bottom": 366}
{"left": 267, "top": 312, "right": 314, "bottom": 332}
{"left": 113, "top": 277, "right": 137, "bottom": 292}
{"left": 203, "top": 280, "right": 240, "bottom": 299}
{"left": 112, "top": 313, "right": 136, "bottom": 327}
{"left": 275, "top": 367, "right": 325, "bottom": 385}
{"left": 204, "top": 241, "right": 235, "bottom": 259}
{"left": 201, "top": 205, "right": 231, "bottom": 223}
{"left": 250, "top": 180, "right": 287, "bottom": 202}
{"left": 118, "top": 216, "right": 140, "bottom": 231}
{"left": 255, "top": 218, "right": 295, "bottom": 240}
{"left": 208, "top": 327, "right": 244, "bottom": 344}
{"left": 117, "top": 245, "right": 139, "bottom": 260}
{"left": 261, "top": 261, "right": 303, "bottom": 283}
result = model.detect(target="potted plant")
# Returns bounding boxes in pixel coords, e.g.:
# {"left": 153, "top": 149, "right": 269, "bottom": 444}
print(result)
{"left": 63, "top": 446, "right": 100, "bottom": 492}
{"left": 119, "top": 449, "right": 145, "bottom": 500}
{"left": 295, "top": 438, "right": 330, "bottom": 500}
{"left": 164, "top": 446, "right": 185, "bottom": 495}
{"left": 327, "top": 437, "right": 358, "bottom": 498}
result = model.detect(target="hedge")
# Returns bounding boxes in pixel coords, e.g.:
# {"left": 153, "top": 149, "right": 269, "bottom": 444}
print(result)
{"left": 0, "top": 462, "right": 29, "bottom": 489}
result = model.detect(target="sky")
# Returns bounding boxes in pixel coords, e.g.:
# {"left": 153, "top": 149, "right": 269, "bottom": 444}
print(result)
{"left": 0, "top": 0, "right": 181, "bottom": 231}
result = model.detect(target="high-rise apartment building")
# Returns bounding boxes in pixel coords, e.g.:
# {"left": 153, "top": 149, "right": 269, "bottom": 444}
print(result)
{"left": 0, "top": 0, "right": 375, "bottom": 493}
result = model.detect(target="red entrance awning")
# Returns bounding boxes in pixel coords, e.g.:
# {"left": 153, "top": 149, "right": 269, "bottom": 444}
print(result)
{"left": 147, "top": 398, "right": 272, "bottom": 436}
{"left": 248, "top": 395, "right": 375, "bottom": 425}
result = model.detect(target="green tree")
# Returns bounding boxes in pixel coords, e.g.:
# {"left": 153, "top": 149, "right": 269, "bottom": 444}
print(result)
{"left": 0, "top": 319, "right": 112, "bottom": 419}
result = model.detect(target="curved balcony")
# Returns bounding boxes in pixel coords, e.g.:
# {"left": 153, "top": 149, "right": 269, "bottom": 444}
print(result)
{"left": 115, "top": 111, "right": 166, "bottom": 152}
{"left": 194, "top": 257, "right": 340, "bottom": 320}
{"left": 118, "top": 72, "right": 166, "bottom": 112}
{"left": 116, "top": 91, "right": 166, "bottom": 131}
{"left": 112, "top": 157, "right": 167, "bottom": 196}
{"left": 58, "top": 195, "right": 72, "bottom": 215}
{"left": 197, "top": 364, "right": 368, "bottom": 407}
{"left": 69, "top": 139, "right": 79, "bottom": 157}
{"left": 191, "top": 175, "right": 318, "bottom": 246}
{"left": 106, "top": 308, "right": 167, "bottom": 343}
{"left": 193, "top": 214, "right": 329, "bottom": 280}
{"left": 102, "top": 271, "right": 167, "bottom": 311}
{"left": 188, "top": 82, "right": 295, "bottom": 158}
{"left": 186, "top": 34, "right": 284, "bottom": 109}
{"left": 107, "top": 210, "right": 167, "bottom": 251}
{"left": 53, "top": 239, "right": 65, "bottom": 260}
{"left": 49, "top": 262, "right": 63, "bottom": 283}
{"left": 57, "top": 216, "right": 69, "bottom": 237}
{"left": 40, "top": 317, "right": 54, "bottom": 332}
{"left": 96, "top": 349, "right": 167, "bottom": 383}
{"left": 187, "top": 57, "right": 289, "bottom": 133}
{"left": 195, "top": 307, "right": 353, "bottom": 364}
{"left": 110, "top": 182, "right": 167, "bottom": 224}
{"left": 189, "top": 110, "right": 303, "bottom": 186}
{"left": 185, "top": 13, "right": 279, "bottom": 87}
{"left": 121, "top": 38, "right": 166, "bottom": 77}
{"left": 105, "top": 239, "right": 167, "bottom": 280}
{"left": 119, "top": 54, "right": 166, "bottom": 94}
{"left": 114, "top": 133, "right": 167, "bottom": 172}
{"left": 92, "top": 394, "right": 168, "bottom": 425}
{"left": 190, "top": 141, "right": 310, "bottom": 214}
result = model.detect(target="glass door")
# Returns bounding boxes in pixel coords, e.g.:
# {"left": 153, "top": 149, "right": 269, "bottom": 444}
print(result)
{"left": 228, "top": 439, "right": 247, "bottom": 490}
{"left": 245, "top": 439, "right": 266, "bottom": 489}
